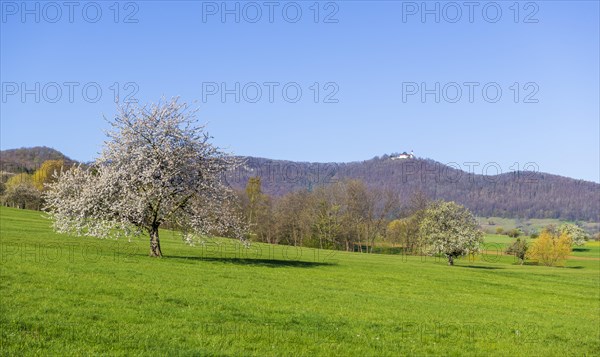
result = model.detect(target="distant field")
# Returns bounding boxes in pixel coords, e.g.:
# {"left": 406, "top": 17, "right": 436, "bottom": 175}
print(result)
{"left": 483, "top": 233, "right": 516, "bottom": 245}
{"left": 1, "top": 207, "right": 599, "bottom": 356}
{"left": 477, "top": 216, "right": 600, "bottom": 235}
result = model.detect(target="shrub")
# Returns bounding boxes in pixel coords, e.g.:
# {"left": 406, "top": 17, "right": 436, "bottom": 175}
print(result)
{"left": 526, "top": 229, "right": 572, "bottom": 267}
{"left": 505, "top": 237, "right": 528, "bottom": 265}
{"left": 507, "top": 228, "right": 521, "bottom": 238}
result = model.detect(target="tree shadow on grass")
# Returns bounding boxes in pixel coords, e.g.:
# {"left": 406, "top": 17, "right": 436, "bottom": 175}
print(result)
{"left": 456, "top": 265, "right": 504, "bottom": 270}
{"left": 166, "top": 256, "right": 336, "bottom": 268}
{"left": 572, "top": 247, "right": 590, "bottom": 252}
{"left": 523, "top": 262, "right": 584, "bottom": 269}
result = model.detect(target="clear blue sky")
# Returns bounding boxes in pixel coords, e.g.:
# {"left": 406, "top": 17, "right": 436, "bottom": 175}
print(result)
{"left": 2, "top": 1, "right": 599, "bottom": 182}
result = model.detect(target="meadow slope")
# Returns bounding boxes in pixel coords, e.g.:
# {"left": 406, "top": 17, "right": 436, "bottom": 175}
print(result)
{"left": 0, "top": 207, "right": 598, "bottom": 356}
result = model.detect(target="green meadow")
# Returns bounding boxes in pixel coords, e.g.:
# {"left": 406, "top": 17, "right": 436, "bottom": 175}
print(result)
{"left": 1, "top": 206, "right": 598, "bottom": 356}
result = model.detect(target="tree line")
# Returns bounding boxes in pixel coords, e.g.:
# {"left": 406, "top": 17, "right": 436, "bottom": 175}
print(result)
{"left": 237, "top": 177, "right": 403, "bottom": 252}
{"left": 237, "top": 176, "right": 486, "bottom": 260}
{"left": 238, "top": 177, "right": 593, "bottom": 266}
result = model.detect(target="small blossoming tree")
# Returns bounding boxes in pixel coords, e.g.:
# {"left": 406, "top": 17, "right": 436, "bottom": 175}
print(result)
{"left": 44, "top": 99, "right": 246, "bottom": 257}
{"left": 558, "top": 223, "right": 589, "bottom": 246}
{"left": 419, "top": 200, "right": 483, "bottom": 265}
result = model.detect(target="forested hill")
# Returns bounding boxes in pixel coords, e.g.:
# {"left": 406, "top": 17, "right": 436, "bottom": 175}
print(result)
{"left": 227, "top": 156, "right": 599, "bottom": 221}
{"left": 1, "top": 147, "right": 598, "bottom": 221}
{"left": 0, "top": 146, "right": 77, "bottom": 173}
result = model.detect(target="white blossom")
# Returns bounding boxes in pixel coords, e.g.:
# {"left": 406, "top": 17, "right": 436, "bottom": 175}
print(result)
{"left": 558, "top": 223, "right": 589, "bottom": 246}
{"left": 419, "top": 200, "right": 484, "bottom": 265}
{"left": 44, "top": 98, "right": 247, "bottom": 257}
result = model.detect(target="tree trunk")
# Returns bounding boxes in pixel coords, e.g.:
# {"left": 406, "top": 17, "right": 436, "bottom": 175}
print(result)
{"left": 149, "top": 226, "right": 162, "bottom": 257}
{"left": 448, "top": 255, "right": 454, "bottom": 266}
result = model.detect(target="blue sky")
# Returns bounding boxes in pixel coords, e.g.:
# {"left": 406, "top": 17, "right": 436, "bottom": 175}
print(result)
{"left": 2, "top": 1, "right": 599, "bottom": 182}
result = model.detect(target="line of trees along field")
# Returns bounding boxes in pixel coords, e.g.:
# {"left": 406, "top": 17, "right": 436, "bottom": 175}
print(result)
{"left": 238, "top": 177, "right": 403, "bottom": 252}
{"left": 237, "top": 176, "right": 461, "bottom": 254}
{"left": 237, "top": 176, "right": 591, "bottom": 266}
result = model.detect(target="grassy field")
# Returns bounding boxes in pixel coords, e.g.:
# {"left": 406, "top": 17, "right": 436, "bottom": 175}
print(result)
{"left": 1, "top": 207, "right": 599, "bottom": 356}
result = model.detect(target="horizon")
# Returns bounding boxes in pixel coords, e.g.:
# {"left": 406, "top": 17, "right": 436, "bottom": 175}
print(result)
{"left": 2, "top": 1, "right": 599, "bottom": 183}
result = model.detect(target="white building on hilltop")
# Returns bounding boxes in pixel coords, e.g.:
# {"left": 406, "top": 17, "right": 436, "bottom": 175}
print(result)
{"left": 392, "top": 150, "right": 415, "bottom": 160}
